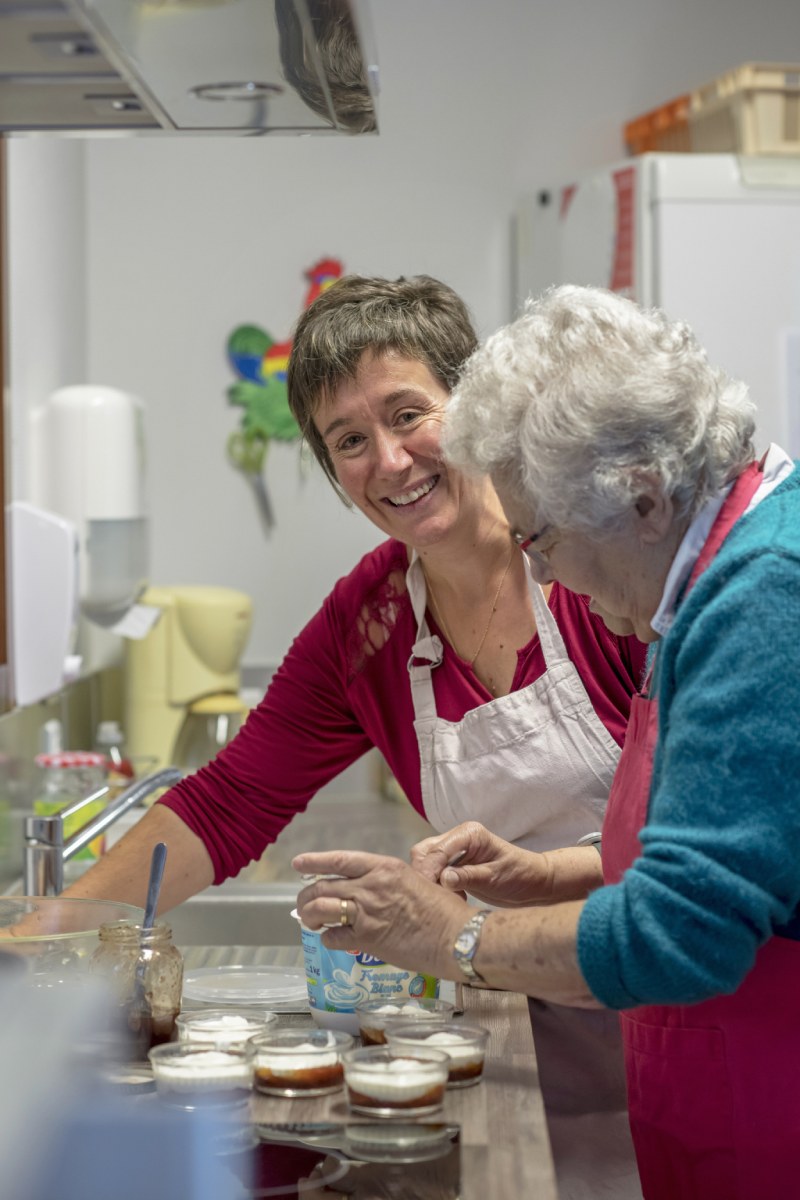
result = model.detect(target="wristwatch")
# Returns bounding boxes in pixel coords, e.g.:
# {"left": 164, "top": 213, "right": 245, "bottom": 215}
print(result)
{"left": 453, "top": 908, "right": 492, "bottom": 984}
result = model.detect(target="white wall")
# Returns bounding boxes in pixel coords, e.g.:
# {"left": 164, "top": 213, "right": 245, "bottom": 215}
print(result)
{"left": 9, "top": 0, "right": 800, "bottom": 670}
{"left": 6, "top": 139, "right": 87, "bottom": 502}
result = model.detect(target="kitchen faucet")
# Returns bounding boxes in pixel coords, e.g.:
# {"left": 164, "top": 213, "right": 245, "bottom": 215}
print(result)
{"left": 23, "top": 768, "right": 183, "bottom": 896}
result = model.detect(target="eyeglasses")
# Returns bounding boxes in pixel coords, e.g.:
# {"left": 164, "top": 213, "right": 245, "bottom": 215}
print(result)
{"left": 511, "top": 524, "right": 557, "bottom": 582}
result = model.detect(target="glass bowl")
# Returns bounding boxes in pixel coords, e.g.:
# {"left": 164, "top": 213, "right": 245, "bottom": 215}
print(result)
{"left": 148, "top": 1041, "right": 256, "bottom": 1109}
{"left": 386, "top": 1021, "right": 490, "bottom": 1087}
{"left": 342, "top": 1045, "right": 449, "bottom": 1118}
{"left": 356, "top": 997, "right": 456, "bottom": 1046}
{"left": 250, "top": 1027, "right": 354, "bottom": 1097}
{"left": 0, "top": 896, "right": 144, "bottom": 980}
{"left": 176, "top": 1007, "right": 280, "bottom": 1049}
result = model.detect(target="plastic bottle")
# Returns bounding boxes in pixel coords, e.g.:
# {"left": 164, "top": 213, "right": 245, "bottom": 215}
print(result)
{"left": 39, "top": 718, "right": 63, "bottom": 755}
{"left": 95, "top": 720, "right": 134, "bottom": 791}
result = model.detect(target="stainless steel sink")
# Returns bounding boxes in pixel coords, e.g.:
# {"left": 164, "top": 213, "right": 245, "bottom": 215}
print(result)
{"left": 164, "top": 880, "right": 300, "bottom": 947}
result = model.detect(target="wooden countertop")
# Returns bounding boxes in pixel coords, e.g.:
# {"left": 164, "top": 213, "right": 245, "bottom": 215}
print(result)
{"left": 181, "top": 945, "right": 558, "bottom": 1199}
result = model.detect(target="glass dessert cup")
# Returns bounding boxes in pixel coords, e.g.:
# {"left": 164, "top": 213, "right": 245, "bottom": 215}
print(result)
{"left": 386, "top": 1021, "right": 490, "bottom": 1088}
{"left": 250, "top": 1028, "right": 353, "bottom": 1097}
{"left": 356, "top": 997, "right": 456, "bottom": 1046}
{"left": 175, "top": 1007, "right": 278, "bottom": 1049}
{"left": 342, "top": 1045, "right": 449, "bottom": 1118}
{"left": 148, "top": 1041, "right": 255, "bottom": 1110}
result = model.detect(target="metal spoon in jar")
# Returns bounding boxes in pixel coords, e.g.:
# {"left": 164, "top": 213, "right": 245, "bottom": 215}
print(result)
{"left": 132, "top": 841, "right": 167, "bottom": 1006}
{"left": 142, "top": 842, "right": 167, "bottom": 933}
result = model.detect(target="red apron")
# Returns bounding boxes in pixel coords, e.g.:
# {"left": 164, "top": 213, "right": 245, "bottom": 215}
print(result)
{"left": 602, "top": 462, "right": 800, "bottom": 1200}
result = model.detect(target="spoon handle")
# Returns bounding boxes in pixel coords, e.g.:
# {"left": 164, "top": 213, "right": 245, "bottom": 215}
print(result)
{"left": 142, "top": 841, "right": 167, "bottom": 931}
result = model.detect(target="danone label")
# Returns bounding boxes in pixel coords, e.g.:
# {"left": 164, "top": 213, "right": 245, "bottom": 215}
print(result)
{"left": 300, "top": 924, "right": 438, "bottom": 1014}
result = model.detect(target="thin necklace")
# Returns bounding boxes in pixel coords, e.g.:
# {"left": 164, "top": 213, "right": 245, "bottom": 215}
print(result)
{"left": 426, "top": 541, "right": 516, "bottom": 668}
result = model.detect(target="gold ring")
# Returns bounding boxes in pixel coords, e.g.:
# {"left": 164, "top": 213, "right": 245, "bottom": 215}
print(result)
{"left": 340, "top": 898, "right": 349, "bottom": 926}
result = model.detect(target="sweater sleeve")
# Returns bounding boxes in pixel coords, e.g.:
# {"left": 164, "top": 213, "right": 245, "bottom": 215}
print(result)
{"left": 159, "top": 590, "right": 373, "bottom": 884}
{"left": 578, "top": 549, "right": 800, "bottom": 1009}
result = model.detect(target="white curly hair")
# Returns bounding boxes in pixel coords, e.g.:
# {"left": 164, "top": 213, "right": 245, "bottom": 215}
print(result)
{"left": 443, "top": 285, "right": 756, "bottom": 535}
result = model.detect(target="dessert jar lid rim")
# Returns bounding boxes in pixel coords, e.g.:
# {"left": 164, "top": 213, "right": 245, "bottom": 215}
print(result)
{"left": 148, "top": 1042, "right": 256, "bottom": 1062}
{"left": 386, "top": 1021, "right": 489, "bottom": 1039}
{"left": 342, "top": 1046, "right": 450, "bottom": 1065}
{"left": 176, "top": 1007, "right": 278, "bottom": 1025}
{"left": 249, "top": 1029, "right": 354, "bottom": 1050}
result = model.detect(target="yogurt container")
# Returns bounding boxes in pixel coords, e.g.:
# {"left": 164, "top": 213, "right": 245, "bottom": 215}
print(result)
{"left": 292, "top": 909, "right": 438, "bottom": 1035}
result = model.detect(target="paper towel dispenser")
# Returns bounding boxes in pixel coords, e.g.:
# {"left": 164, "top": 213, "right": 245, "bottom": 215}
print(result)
{"left": 7, "top": 501, "right": 80, "bottom": 707}
{"left": 0, "top": 0, "right": 379, "bottom": 134}
{"left": 29, "top": 385, "right": 149, "bottom": 626}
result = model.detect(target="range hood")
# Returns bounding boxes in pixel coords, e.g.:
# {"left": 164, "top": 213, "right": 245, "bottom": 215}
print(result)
{"left": 0, "top": 0, "right": 379, "bottom": 134}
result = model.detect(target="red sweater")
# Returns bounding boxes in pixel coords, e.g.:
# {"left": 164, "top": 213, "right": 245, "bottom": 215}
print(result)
{"left": 162, "top": 539, "right": 647, "bottom": 884}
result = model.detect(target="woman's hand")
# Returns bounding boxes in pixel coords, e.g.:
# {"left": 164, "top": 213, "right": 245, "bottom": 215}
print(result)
{"left": 411, "top": 822, "right": 605, "bottom": 906}
{"left": 292, "top": 849, "right": 470, "bottom": 981}
{"left": 410, "top": 821, "right": 551, "bottom": 907}
{"left": 293, "top": 847, "right": 598, "bottom": 1007}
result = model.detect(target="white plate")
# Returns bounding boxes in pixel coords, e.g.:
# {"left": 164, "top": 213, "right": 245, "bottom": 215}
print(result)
{"left": 182, "top": 965, "right": 308, "bottom": 1008}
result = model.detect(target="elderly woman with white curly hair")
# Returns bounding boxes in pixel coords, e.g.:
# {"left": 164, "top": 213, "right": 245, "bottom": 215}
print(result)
{"left": 295, "top": 285, "right": 800, "bottom": 1200}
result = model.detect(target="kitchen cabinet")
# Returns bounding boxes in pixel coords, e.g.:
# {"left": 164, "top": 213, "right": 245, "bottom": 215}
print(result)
{"left": 0, "top": 0, "right": 379, "bottom": 134}
{"left": 0, "top": 1, "right": 158, "bottom": 131}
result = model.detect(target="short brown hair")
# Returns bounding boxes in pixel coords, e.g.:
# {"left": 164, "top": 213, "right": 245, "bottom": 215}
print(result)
{"left": 288, "top": 274, "right": 477, "bottom": 498}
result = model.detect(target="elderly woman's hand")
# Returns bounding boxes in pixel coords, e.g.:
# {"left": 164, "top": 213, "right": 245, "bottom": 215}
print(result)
{"left": 411, "top": 822, "right": 605, "bottom": 907}
{"left": 292, "top": 850, "right": 470, "bottom": 980}
{"left": 410, "top": 821, "right": 552, "bottom": 907}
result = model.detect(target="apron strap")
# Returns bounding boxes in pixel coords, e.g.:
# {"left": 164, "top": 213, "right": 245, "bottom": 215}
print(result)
{"left": 407, "top": 553, "right": 444, "bottom": 724}
{"left": 407, "top": 546, "right": 572, "bottom": 670}
{"left": 525, "top": 558, "right": 572, "bottom": 668}
{"left": 638, "top": 462, "right": 764, "bottom": 700}
{"left": 685, "top": 461, "right": 763, "bottom": 594}
{"left": 405, "top": 548, "right": 575, "bottom": 725}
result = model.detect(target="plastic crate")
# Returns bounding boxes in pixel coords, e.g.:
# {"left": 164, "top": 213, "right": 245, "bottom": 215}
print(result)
{"left": 624, "top": 94, "right": 692, "bottom": 155}
{"left": 690, "top": 63, "right": 800, "bottom": 155}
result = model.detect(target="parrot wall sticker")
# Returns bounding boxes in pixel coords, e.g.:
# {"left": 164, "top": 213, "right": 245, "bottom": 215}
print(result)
{"left": 226, "top": 258, "right": 343, "bottom": 531}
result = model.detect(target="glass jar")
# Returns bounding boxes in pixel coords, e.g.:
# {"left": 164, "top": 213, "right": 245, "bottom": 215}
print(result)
{"left": 34, "top": 751, "right": 108, "bottom": 866}
{"left": 90, "top": 920, "right": 184, "bottom": 1062}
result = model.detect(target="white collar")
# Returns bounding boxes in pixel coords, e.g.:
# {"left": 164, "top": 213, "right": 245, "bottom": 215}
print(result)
{"left": 650, "top": 444, "right": 795, "bottom": 638}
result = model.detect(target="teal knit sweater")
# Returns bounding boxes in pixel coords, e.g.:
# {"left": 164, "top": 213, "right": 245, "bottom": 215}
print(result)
{"left": 577, "top": 466, "right": 800, "bottom": 1009}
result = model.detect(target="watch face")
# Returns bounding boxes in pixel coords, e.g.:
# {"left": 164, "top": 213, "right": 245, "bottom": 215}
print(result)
{"left": 455, "top": 930, "right": 476, "bottom": 957}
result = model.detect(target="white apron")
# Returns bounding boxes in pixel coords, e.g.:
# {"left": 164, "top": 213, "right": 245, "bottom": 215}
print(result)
{"left": 406, "top": 552, "right": 643, "bottom": 1200}
{"left": 407, "top": 552, "right": 619, "bottom": 850}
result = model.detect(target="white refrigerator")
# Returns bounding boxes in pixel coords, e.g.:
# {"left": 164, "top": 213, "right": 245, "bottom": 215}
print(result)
{"left": 514, "top": 153, "right": 800, "bottom": 456}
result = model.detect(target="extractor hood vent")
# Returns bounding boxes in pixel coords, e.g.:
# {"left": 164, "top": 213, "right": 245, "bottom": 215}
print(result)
{"left": 0, "top": 0, "right": 379, "bottom": 134}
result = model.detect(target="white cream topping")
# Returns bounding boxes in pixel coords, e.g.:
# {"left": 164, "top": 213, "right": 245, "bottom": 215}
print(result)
{"left": 363, "top": 1000, "right": 438, "bottom": 1028}
{"left": 395, "top": 1002, "right": 441, "bottom": 1021}
{"left": 154, "top": 1050, "right": 252, "bottom": 1090}
{"left": 257, "top": 1033, "right": 340, "bottom": 1072}
{"left": 264, "top": 1052, "right": 339, "bottom": 1072}
{"left": 418, "top": 1030, "right": 484, "bottom": 1065}
{"left": 181, "top": 1014, "right": 262, "bottom": 1047}
{"left": 345, "top": 1056, "right": 446, "bottom": 1101}
{"left": 388, "top": 478, "right": 437, "bottom": 507}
